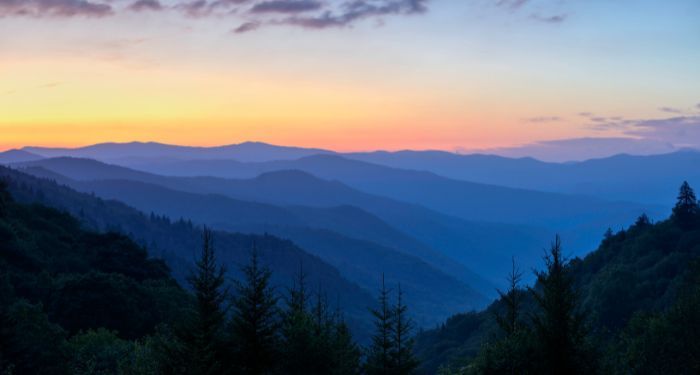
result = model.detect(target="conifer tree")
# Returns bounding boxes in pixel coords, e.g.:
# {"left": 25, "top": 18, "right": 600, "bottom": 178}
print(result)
{"left": 330, "top": 313, "right": 362, "bottom": 375}
{"left": 365, "top": 274, "right": 395, "bottom": 375}
{"left": 529, "top": 236, "right": 595, "bottom": 375}
{"left": 391, "top": 284, "right": 419, "bottom": 374}
{"left": 173, "top": 228, "right": 227, "bottom": 375}
{"left": 673, "top": 181, "right": 698, "bottom": 227}
{"left": 228, "top": 244, "right": 279, "bottom": 375}
{"left": 280, "top": 264, "right": 322, "bottom": 375}
{"left": 496, "top": 258, "right": 523, "bottom": 336}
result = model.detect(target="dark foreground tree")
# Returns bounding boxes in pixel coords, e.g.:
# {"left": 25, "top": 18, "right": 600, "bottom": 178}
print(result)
{"left": 228, "top": 244, "right": 279, "bottom": 375}
{"left": 468, "top": 259, "right": 535, "bottom": 375}
{"left": 530, "top": 236, "right": 597, "bottom": 375}
{"left": 673, "top": 181, "right": 698, "bottom": 227}
{"left": 365, "top": 276, "right": 419, "bottom": 375}
{"left": 167, "top": 228, "right": 227, "bottom": 375}
{"left": 391, "top": 285, "right": 419, "bottom": 374}
{"left": 365, "top": 275, "right": 395, "bottom": 375}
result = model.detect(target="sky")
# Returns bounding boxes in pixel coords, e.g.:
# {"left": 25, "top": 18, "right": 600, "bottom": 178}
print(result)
{"left": 1, "top": 0, "right": 699, "bottom": 158}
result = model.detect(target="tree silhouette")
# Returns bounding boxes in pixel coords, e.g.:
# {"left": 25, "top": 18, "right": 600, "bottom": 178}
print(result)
{"left": 228, "top": 243, "right": 279, "bottom": 375}
{"left": 673, "top": 181, "right": 698, "bottom": 227}
{"left": 365, "top": 274, "right": 395, "bottom": 375}
{"left": 529, "top": 236, "right": 595, "bottom": 375}
{"left": 391, "top": 284, "right": 419, "bottom": 374}
{"left": 496, "top": 258, "right": 524, "bottom": 336}
{"left": 176, "top": 228, "right": 227, "bottom": 375}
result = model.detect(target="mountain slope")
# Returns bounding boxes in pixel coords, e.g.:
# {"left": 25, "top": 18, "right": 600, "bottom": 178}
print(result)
{"left": 0, "top": 149, "right": 44, "bottom": 164}
{"left": 9, "top": 166, "right": 488, "bottom": 325}
{"left": 0, "top": 166, "right": 377, "bottom": 338}
{"left": 414, "top": 194, "right": 700, "bottom": 373}
{"left": 13, "top": 158, "right": 554, "bottom": 285}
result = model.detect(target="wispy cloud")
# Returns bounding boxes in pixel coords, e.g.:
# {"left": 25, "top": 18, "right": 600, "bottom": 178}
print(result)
{"left": 128, "top": 0, "right": 163, "bottom": 12}
{"left": 525, "top": 116, "right": 561, "bottom": 123}
{"left": 0, "top": 0, "right": 113, "bottom": 18}
{"left": 531, "top": 13, "right": 566, "bottom": 23}
{"left": 659, "top": 106, "right": 683, "bottom": 114}
{"left": 250, "top": 0, "right": 322, "bottom": 14}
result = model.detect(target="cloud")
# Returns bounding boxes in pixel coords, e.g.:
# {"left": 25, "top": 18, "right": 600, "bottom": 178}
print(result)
{"left": 250, "top": 0, "right": 322, "bottom": 14}
{"left": 531, "top": 13, "right": 566, "bottom": 23}
{"left": 626, "top": 116, "right": 700, "bottom": 148}
{"left": 0, "top": 0, "right": 430, "bottom": 31}
{"left": 525, "top": 116, "right": 561, "bottom": 123}
{"left": 128, "top": 0, "right": 162, "bottom": 12}
{"left": 233, "top": 20, "right": 260, "bottom": 32}
{"left": 0, "top": 0, "right": 113, "bottom": 17}
{"left": 496, "top": 0, "right": 529, "bottom": 10}
{"left": 277, "top": 0, "right": 428, "bottom": 29}
{"left": 659, "top": 106, "right": 683, "bottom": 114}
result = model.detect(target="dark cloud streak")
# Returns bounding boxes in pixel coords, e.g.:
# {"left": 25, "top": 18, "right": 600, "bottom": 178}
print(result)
{"left": 0, "top": 0, "right": 113, "bottom": 18}
{"left": 250, "top": 0, "right": 322, "bottom": 14}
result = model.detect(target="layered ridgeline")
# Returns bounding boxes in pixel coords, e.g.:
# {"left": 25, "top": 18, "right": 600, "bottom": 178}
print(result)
{"left": 0, "top": 181, "right": 420, "bottom": 374}
{"left": 7, "top": 159, "right": 499, "bottom": 324}
{"left": 0, "top": 166, "right": 378, "bottom": 337}
{"left": 10, "top": 154, "right": 656, "bottom": 290}
{"left": 415, "top": 182, "right": 700, "bottom": 374}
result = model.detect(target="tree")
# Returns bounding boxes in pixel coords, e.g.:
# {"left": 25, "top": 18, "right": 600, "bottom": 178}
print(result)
{"left": 0, "top": 179, "right": 9, "bottom": 218}
{"left": 391, "top": 284, "right": 419, "bottom": 374}
{"left": 228, "top": 243, "right": 280, "bottom": 375}
{"left": 280, "top": 263, "right": 318, "bottom": 374}
{"left": 365, "top": 274, "right": 395, "bottom": 375}
{"left": 467, "top": 259, "right": 535, "bottom": 375}
{"left": 496, "top": 258, "right": 523, "bottom": 336}
{"left": 672, "top": 181, "right": 698, "bottom": 227}
{"left": 171, "top": 228, "right": 227, "bottom": 375}
{"left": 529, "top": 236, "right": 596, "bottom": 375}
{"left": 330, "top": 313, "right": 362, "bottom": 375}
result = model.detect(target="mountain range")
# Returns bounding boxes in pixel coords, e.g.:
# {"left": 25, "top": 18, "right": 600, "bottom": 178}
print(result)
{"left": 1, "top": 140, "right": 688, "bottom": 331}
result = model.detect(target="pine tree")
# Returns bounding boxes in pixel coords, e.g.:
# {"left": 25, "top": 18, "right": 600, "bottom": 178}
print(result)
{"left": 0, "top": 179, "right": 9, "bottom": 218}
{"left": 673, "top": 181, "right": 698, "bottom": 227}
{"left": 330, "top": 313, "right": 362, "bottom": 375}
{"left": 228, "top": 244, "right": 279, "bottom": 375}
{"left": 365, "top": 274, "right": 395, "bottom": 375}
{"left": 529, "top": 236, "right": 595, "bottom": 375}
{"left": 171, "top": 228, "right": 227, "bottom": 375}
{"left": 634, "top": 213, "right": 651, "bottom": 228}
{"left": 496, "top": 258, "right": 523, "bottom": 336}
{"left": 391, "top": 284, "right": 419, "bottom": 374}
{"left": 280, "top": 264, "right": 320, "bottom": 375}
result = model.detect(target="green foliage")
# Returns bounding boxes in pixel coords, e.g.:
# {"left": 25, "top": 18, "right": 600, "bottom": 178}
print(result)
{"left": 0, "top": 180, "right": 189, "bottom": 373}
{"left": 64, "top": 329, "right": 132, "bottom": 375}
{"left": 0, "top": 179, "right": 371, "bottom": 374}
{"left": 609, "top": 262, "right": 700, "bottom": 374}
{"left": 1, "top": 300, "right": 66, "bottom": 375}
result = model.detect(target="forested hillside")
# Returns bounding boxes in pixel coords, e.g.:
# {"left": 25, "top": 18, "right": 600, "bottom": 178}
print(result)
{"left": 0, "top": 181, "right": 421, "bottom": 374}
{"left": 0, "top": 166, "right": 379, "bottom": 338}
{"left": 415, "top": 182, "right": 700, "bottom": 374}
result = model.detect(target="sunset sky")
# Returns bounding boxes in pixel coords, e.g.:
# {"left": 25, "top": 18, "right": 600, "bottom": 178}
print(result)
{"left": 1, "top": 0, "right": 699, "bottom": 154}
